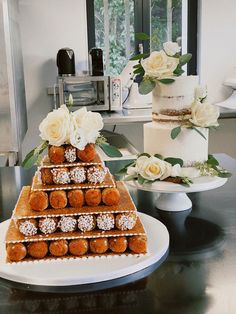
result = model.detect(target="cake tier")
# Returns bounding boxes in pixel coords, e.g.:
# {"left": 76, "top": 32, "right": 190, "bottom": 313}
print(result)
{"left": 13, "top": 182, "right": 135, "bottom": 219}
{"left": 152, "top": 75, "right": 198, "bottom": 115}
{"left": 143, "top": 122, "right": 208, "bottom": 165}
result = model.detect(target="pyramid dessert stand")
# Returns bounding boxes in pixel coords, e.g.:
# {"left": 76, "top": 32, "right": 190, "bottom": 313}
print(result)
{"left": 126, "top": 176, "right": 228, "bottom": 212}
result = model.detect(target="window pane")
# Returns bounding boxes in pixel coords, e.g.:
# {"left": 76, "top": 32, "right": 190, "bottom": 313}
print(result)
{"left": 94, "top": 0, "right": 135, "bottom": 75}
{"left": 150, "top": 0, "right": 185, "bottom": 51}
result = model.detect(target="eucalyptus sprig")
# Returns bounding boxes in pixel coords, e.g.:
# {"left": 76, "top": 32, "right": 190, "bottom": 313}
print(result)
{"left": 22, "top": 141, "right": 48, "bottom": 169}
{"left": 96, "top": 135, "right": 122, "bottom": 158}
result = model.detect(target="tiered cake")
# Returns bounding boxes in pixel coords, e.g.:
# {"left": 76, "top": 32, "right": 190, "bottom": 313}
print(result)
{"left": 5, "top": 145, "right": 147, "bottom": 263}
{"left": 144, "top": 76, "right": 209, "bottom": 165}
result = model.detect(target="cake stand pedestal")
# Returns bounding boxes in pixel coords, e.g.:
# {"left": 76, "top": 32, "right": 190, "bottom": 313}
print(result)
{"left": 126, "top": 176, "right": 227, "bottom": 212}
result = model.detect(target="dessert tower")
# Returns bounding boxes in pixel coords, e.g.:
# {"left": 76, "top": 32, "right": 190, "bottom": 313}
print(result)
{"left": 5, "top": 143, "right": 147, "bottom": 263}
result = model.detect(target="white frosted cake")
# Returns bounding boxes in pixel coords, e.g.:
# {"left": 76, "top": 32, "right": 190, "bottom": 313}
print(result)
{"left": 144, "top": 76, "right": 209, "bottom": 165}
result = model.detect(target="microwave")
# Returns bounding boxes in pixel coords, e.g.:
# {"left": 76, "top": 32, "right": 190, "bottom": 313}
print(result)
{"left": 57, "top": 75, "right": 122, "bottom": 111}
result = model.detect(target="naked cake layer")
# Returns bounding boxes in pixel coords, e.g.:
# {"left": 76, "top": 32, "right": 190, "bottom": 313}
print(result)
{"left": 13, "top": 182, "right": 136, "bottom": 219}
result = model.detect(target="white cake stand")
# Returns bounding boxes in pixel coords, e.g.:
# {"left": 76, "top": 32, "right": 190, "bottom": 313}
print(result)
{"left": 126, "top": 176, "right": 228, "bottom": 212}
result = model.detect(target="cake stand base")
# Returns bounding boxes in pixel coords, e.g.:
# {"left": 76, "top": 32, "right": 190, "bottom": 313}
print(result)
{"left": 155, "top": 193, "right": 192, "bottom": 212}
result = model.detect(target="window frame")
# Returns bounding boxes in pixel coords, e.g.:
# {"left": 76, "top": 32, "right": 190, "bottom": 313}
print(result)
{"left": 86, "top": 0, "right": 197, "bottom": 74}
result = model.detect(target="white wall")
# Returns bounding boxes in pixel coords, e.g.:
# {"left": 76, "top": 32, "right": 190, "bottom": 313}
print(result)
{"left": 19, "top": 0, "right": 88, "bottom": 151}
{"left": 198, "top": 0, "right": 236, "bottom": 103}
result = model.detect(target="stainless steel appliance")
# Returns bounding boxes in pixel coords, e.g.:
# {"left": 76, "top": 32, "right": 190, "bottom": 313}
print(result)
{"left": 57, "top": 75, "right": 122, "bottom": 111}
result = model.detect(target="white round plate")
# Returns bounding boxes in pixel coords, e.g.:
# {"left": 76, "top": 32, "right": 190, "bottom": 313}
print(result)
{"left": 0, "top": 213, "right": 169, "bottom": 286}
{"left": 126, "top": 176, "right": 227, "bottom": 193}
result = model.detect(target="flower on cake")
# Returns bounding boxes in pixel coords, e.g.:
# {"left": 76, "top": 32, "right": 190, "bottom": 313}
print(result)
{"left": 39, "top": 105, "right": 71, "bottom": 146}
{"left": 190, "top": 100, "right": 219, "bottom": 128}
{"left": 118, "top": 154, "right": 231, "bottom": 186}
{"left": 130, "top": 35, "right": 192, "bottom": 95}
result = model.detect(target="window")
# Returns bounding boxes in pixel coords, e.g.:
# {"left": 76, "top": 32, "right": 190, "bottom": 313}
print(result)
{"left": 87, "top": 0, "right": 197, "bottom": 75}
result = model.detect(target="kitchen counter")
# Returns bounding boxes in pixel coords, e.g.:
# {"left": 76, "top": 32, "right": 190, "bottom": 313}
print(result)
{"left": 0, "top": 154, "right": 236, "bottom": 313}
{"left": 102, "top": 107, "right": 236, "bottom": 125}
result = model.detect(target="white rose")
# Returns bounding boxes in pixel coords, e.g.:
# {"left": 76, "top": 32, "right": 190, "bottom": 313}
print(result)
{"left": 136, "top": 156, "right": 172, "bottom": 181}
{"left": 39, "top": 105, "right": 70, "bottom": 146}
{"left": 179, "top": 167, "right": 201, "bottom": 179}
{"left": 79, "top": 111, "right": 104, "bottom": 132}
{"left": 127, "top": 166, "right": 137, "bottom": 176}
{"left": 195, "top": 85, "right": 207, "bottom": 101}
{"left": 141, "top": 50, "right": 179, "bottom": 79}
{"left": 163, "top": 41, "right": 181, "bottom": 56}
{"left": 71, "top": 107, "right": 88, "bottom": 128}
{"left": 190, "top": 101, "right": 220, "bottom": 127}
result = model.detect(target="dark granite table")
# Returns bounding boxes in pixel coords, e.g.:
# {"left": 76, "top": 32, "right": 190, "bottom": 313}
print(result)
{"left": 0, "top": 154, "right": 235, "bottom": 313}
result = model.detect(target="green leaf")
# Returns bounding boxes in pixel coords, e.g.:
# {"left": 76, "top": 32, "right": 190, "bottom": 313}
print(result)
{"left": 164, "top": 157, "right": 184, "bottom": 167}
{"left": 192, "top": 127, "right": 207, "bottom": 140}
{"left": 217, "top": 171, "right": 232, "bottom": 178}
{"left": 133, "top": 67, "right": 144, "bottom": 74}
{"left": 158, "top": 78, "right": 175, "bottom": 84}
{"left": 124, "top": 174, "right": 137, "bottom": 181}
{"left": 179, "top": 53, "right": 192, "bottom": 66}
{"left": 207, "top": 154, "right": 219, "bottom": 166}
{"left": 173, "top": 65, "right": 185, "bottom": 76}
{"left": 115, "top": 161, "right": 136, "bottom": 175}
{"left": 99, "top": 143, "right": 122, "bottom": 157}
{"left": 138, "top": 79, "right": 156, "bottom": 95}
{"left": 130, "top": 53, "right": 149, "bottom": 61}
{"left": 154, "top": 154, "right": 163, "bottom": 159}
{"left": 135, "top": 32, "right": 150, "bottom": 40}
{"left": 171, "top": 126, "right": 181, "bottom": 139}
{"left": 138, "top": 152, "right": 151, "bottom": 158}
{"left": 22, "top": 150, "right": 39, "bottom": 169}
{"left": 138, "top": 175, "right": 146, "bottom": 185}
{"left": 133, "top": 64, "right": 141, "bottom": 68}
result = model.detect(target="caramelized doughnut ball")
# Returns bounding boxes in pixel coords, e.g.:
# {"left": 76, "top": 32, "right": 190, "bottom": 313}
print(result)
{"left": 77, "top": 215, "right": 96, "bottom": 232}
{"left": 77, "top": 143, "right": 96, "bottom": 162}
{"left": 89, "top": 237, "right": 108, "bottom": 254}
{"left": 58, "top": 216, "right": 77, "bottom": 233}
{"left": 97, "top": 213, "right": 115, "bottom": 231}
{"left": 85, "top": 189, "right": 101, "bottom": 206}
{"left": 7, "top": 243, "right": 27, "bottom": 262}
{"left": 28, "top": 241, "right": 48, "bottom": 259}
{"left": 109, "top": 236, "right": 128, "bottom": 253}
{"left": 38, "top": 217, "right": 58, "bottom": 234}
{"left": 17, "top": 219, "right": 38, "bottom": 236}
{"left": 49, "top": 190, "right": 67, "bottom": 209}
{"left": 68, "top": 190, "right": 85, "bottom": 208}
{"left": 29, "top": 191, "right": 48, "bottom": 211}
{"left": 70, "top": 166, "right": 86, "bottom": 184}
{"left": 64, "top": 145, "right": 77, "bottom": 163}
{"left": 40, "top": 168, "right": 53, "bottom": 185}
{"left": 87, "top": 165, "right": 106, "bottom": 184}
{"left": 48, "top": 145, "right": 65, "bottom": 164}
{"left": 69, "top": 239, "right": 89, "bottom": 256}
{"left": 115, "top": 213, "right": 137, "bottom": 230}
{"left": 128, "top": 236, "right": 147, "bottom": 254}
{"left": 102, "top": 188, "right": 120, "bottom": 206}
{"left": 49, "top": 239, "right": 68, "bottom": 257}
{"left": 51, "top": 167, "right": 70, "bottom": 185}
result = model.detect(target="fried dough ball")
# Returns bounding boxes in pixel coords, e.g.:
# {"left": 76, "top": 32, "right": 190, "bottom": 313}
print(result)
{"left": 85, "top": 189, "right": 101, "bottom": 206}
{"left": 128, "top": 236, "right": 147, "bottom": 254}
{"left": 29, "top": 191, "right": 48, "bottom": 211}
{"left": 40, "top": 168, "right": 53, "bottom": 185}
{"left": 28, "top": 241, "right": 48, "bottom": 259}
{"left": 64, "top": 145, "right": 77, "bottom": 163}
{"left": 87, "top": 165, "right": 107, "bottom": 184}
{"left": 49, "top": 239, "right": 68, "bottom": 257}
{"left": 51, "top": 167, "right": 70, "bottom": 185}
{"left": 68, "top": 190, "right": 85, "bottom": 208}
{"left": 96, "top": 213, "right": 115, "bottom": 231}
{"left": 115, "top": 213, "right": 137, "bottom": 230}
{"left": 48, "top": 145, "right": 65, "bottom": 164}
{"left": 58, "top": 216, "right": 77, "bottom": 233}
{"left": 69, "top": 239, "right": 89, "bottom": 256}
{"left": 49, "top": 190, "right": 67, "bottom": 209}
{"left": 7, "top": 243, "right": 27, "bottom": 262}
{"left": 17, "top": 219, "right": 38, "bottom": 236}
{"left": 38, "top": 217, "right": 58, "bottom": 234}
{"left": 102, "top": 187, "right": 120, "bottom": 206}
{"left": 89, "top": 237, "right": 108, "bottom": 254}
{"left": 77, "top": 143, "right": 96, "bottom": 162}
{"left": 109, "top": 236, "right": 128, "bottom": 253}
{"left": 70, "top": 166, "right": 86, "bottom": 184}
{"left": 77, "top": 215, "right": 96, "bottom": 232}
